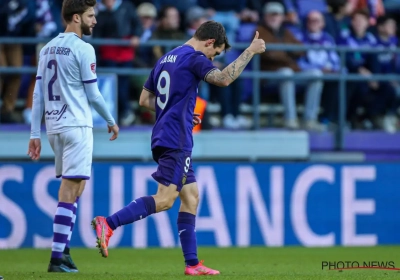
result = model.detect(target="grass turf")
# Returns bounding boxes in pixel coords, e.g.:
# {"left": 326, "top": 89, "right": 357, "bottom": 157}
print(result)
{"left": 0, "top": 247, "right": 399, "bottom": 279}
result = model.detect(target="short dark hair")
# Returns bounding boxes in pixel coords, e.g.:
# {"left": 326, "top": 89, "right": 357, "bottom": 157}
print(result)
{"left": 377, "top": 15, "right": 395, "bottom": 26}
{"left": 194, "top": 21, "right": 231, "bottom": 51}
{"left": 62, "top": 0, "right": 97, "bottom": 23}
{"left": 351, "top": 9, "right": 369, "bottom": 19}
{"left": 327, "top": 0, "right": 347, "bottom": 14}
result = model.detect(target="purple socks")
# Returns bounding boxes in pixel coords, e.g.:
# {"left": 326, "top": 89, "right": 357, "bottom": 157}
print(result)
{"left": 51, "top": 202, "right": 74, "bottom": 263}
{"left": 65, "top": 196, "right": 79, "bottom": 252}
{"left": 106, "top": 196, "right": 156, "bottom": 230}
{"left": 104, "top": 198, "right": 199, "bottom": 267}
{"left": 178, "top": 212, "right": 199, "bottom": 266}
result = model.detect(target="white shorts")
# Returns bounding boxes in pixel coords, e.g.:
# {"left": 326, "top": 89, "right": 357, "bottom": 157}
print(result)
{"left": 48, "top": 127, "right": 93, "bottom": 180}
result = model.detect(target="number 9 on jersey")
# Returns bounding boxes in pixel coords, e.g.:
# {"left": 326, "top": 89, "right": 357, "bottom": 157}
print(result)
{"left": 157, "top": 71, "right": 170, "bottom": 110}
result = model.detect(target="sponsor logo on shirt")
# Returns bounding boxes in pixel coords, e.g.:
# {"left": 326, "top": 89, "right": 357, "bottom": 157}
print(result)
{"left": 45, "top": 104, "right": 68, "bottom": 121}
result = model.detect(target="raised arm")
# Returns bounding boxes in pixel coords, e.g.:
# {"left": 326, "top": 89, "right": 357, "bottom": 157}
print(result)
{"left": 205, "top": 31, "right": 265, "bottom": 87}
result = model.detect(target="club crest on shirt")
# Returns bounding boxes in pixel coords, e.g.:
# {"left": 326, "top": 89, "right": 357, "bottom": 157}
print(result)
{"left": 182, "top": 173, "right": 187, "bottom": 185}
{"left": 90, "top": 63, "right": 96, "bottom": 74}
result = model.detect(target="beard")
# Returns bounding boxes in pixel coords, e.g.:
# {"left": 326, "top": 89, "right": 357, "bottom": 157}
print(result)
{"left": 81, "top": 21, "right": 92, "bottom": 36}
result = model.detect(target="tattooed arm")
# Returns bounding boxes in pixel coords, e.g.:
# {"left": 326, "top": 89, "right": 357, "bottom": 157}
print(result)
{"left": 206, "top": 49, "right": 254, "bottom": 87}
{"left": 205, "top": 31, "right": 266, "bottom": 87}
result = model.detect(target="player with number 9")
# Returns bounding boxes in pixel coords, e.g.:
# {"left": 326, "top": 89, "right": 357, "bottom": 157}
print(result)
{"left": 92, "top": 20, "right": 266, "bottom": 275}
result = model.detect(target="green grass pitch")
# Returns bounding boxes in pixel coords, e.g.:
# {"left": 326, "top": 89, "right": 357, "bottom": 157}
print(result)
{"left": 0, "top": 247, "right": 399, "bottom": 279}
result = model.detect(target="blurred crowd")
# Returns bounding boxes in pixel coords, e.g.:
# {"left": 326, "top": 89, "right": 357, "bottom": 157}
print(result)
{"left": 1, "top": 0, "right": 400, "bottom": 133}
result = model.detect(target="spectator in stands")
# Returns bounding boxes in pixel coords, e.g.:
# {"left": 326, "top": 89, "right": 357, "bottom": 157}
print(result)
{"left": 244, "top": 0, "right": 284, "bottom": 22}
{"left": 283, "top": 0, "right": 329, "bottom": 25}
{"left": 132, "top": 2, "right": 157, "bottom": 123}
{"left": 48, "top": 0, "right": 64, "bottom": 31}
{"left": 151, "top": 6, "right": 186, "bottom": 62}
{"left": 258, "top": 2, "right": 324, "bottom": 130}
{"left": 185, "top": 6, "right": 209, "bottom": 38}
{"left": 153, "top": 0, "right": 197, "bottom": 15}
{"left": 35, "top": 0, "right": 58, "bottom": 38}
{"left": 0, "top": 0, "right": 35, "bottom": 123}
{"left": 215, "top": 77, "right": 253, "bottom": 129}
{"left": 153, "top": 0, "right": 198, "bottom": 31}
{"left": 93, "top": 0, "right": 142, "bottom": 126}
{"left": 325, "top": 0, "right": 352, "bottom": 39}
{"left": 134, "top": 2, "right": 157, "bottom": 68}
{"left": 198, "top": 0, "right": 246, "bottom": 43}
{"left": 295, "top": 11, "right": 341, "bottom": 127}
{"left": 348, "top": 0, "right": 385, "bottom": 26}
{"left": 137, "top": 2, "right": 157, "bottom": 42}
{"left": 337, "top": 10, "right": 380, "bottom": 129}
{"left": 372, "top": 16, "right": 398, "bottom": 132}
{"left": 238, "top": 0, "right": 261, "bottom": 23}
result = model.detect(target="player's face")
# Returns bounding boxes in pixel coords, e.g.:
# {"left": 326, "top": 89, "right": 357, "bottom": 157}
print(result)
{"left": 80, "top": 7, "right": 97, "bottom": 36}
{"left": 203, "top": 40, "right": 225, "bottom": 61}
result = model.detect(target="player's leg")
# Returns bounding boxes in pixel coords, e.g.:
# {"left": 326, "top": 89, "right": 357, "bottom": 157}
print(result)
{"left": 106, "top": 181, "right": 178, "bottom": 229}
{"left": 178, "top": 182, "right": 199, "bottom": 266}
{"left": 92, "top": 182, "right": 179, "bottom": 257}
{"left": 65, "top": 181, "right": 85, "bottom": 249}
{"left": 47, "top": 133, "right": 72, "bottom": 272}
{"left": 65, "top": 181, "right": 84, "bottom": 251}
{"left": 48, "top": 128, "right": 91, "bottom": 272}
{"left": 62, "top": 180, "right": 85, "bottom": 272}
{"left": 48, "top": 178, "right": 82, "bottom": 272}
{"left": 61, "top": 128, "right": 92, "bottom": 270}
{"left": 92, "top": 184, "right": 178, "bottom": 258}
{"left": 179, "top": 180, "right": 219, "bottom": 275}
{"left": 92, "top": 147, "right": 186, "bottom": 257}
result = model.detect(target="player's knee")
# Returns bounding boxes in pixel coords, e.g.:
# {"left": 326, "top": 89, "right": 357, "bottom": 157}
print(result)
{"left": 154, "top": 192, "right": 178, "bottom": 211}
{"left": 59, "top": 178, "right": 82, "bottom": 203}
{"left": 180, "top": 189, "right": 199, "bottom": 213}
{"left": 164, "top": 196, "right": 176, "bottom": 210}
{"left": 186, "top": 192, "right": 199, "bottom": 208}
{"left": 158, "top": 196, "right": 176, "bottom": 211}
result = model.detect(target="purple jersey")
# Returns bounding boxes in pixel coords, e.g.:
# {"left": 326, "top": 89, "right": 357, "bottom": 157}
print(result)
{"left": 144, "top": 45, "right": 216, "bottom": 151}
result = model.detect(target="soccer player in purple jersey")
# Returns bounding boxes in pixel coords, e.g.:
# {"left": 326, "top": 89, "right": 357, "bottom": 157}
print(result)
{"left": 92, "top": 21, "right": 265, "bottom": 275}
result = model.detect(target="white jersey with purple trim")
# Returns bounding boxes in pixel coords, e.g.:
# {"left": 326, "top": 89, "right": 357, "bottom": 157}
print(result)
{"left": 37, "top": 32, "right": 98, "bottom": 134}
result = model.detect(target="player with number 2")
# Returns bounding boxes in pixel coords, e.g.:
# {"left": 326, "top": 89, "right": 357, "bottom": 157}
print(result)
{"left": 28, "top": 0, "right": 119, "bottom": 273}
{"left": 92, "top": 21, "right": 266, "bottom": 275}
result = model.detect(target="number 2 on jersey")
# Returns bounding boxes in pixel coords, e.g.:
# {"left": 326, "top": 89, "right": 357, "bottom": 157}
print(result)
{"left": 47, "top": 59, "right": 60, "bottom": 101}
{"left": 157, "top": 71, "right": 170, "bottom": 109}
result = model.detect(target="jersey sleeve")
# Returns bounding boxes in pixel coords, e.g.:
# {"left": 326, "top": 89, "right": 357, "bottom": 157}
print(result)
{"left": 31, "top": 49, "right": 45, "bottom": 139}
{"left": 191, "top": 54, "right": 217, "bottom": 81}
{"left": 143, "top": 68, "right": 155, "bottom": 93}
{"left": 79, "top": 44, "right": 98, "bottom": 84}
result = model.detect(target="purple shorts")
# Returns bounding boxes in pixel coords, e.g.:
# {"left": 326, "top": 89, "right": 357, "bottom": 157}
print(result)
{"left": 151, "top": 146, "right": 196, "bottom": 191}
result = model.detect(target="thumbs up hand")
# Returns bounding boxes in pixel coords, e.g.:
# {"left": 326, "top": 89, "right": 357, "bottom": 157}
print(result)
{"left": 247, "top": 31, "right": 266, "bottom": 55}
